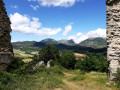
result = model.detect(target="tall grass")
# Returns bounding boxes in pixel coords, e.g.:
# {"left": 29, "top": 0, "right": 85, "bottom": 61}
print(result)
{"left": 0, "top": 66, "right": 64, "bottom": 90}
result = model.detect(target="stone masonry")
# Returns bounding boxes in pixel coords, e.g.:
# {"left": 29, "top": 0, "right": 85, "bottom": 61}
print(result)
{"left": 0, "top": 0, "right": 13, "bottom": 70}
{"left": 107, "top": 0, "right": 120, "bottom": 80}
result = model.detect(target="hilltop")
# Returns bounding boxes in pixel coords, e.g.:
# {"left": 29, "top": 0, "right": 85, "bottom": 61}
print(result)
{"left": 79, "top": 37, "right": 106, "bottom": 49}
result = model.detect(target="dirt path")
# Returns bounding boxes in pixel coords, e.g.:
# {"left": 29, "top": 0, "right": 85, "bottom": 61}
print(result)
{"left": 55, "top": 72, "right": 83, "bottom": 90}
{"left": 55, "top": 72, "right": 115, "bottom": 90}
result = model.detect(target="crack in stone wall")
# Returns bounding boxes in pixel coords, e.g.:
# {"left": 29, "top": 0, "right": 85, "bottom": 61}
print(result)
{"left": 0, "top": 0, "right": 13, "bottom": 70}
{"left": 107, "top": 0, "right": 120, "bottom": 80}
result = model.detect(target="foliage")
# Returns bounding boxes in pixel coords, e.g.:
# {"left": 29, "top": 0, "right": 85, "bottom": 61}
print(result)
{"left": 7, "top": 57, "right": 25, "bottom": 73}
{"left": 38, "top": 44, "right": 60, "bottom": 65}
{"left": 7, "top": 57, "right": 34, "bottom": 75}
{"left": 0, "top": 66, "right": 63, "bottom": 90}
{"left": 76, "top": 55, "right": 108, "bottom": 72}
{"left": 60, "top": 51, "right": 76, "bottom": 69}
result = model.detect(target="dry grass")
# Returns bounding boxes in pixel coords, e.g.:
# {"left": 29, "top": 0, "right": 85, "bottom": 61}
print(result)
{"left": 74, "top": 53, "right": 87, "bottom": 60}
{"left": 13, "top": 49, "right": 33, "bottom": 58}
{"left": 57, "top": 71, "right": 119, "bottom": 90}
{"left": 22, "top": 58, "right": 32, "bottom": 63}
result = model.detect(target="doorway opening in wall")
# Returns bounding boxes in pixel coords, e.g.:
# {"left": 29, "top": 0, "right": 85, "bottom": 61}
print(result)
{"left": 1, "top": 0, "right": 116, "bottom": 90}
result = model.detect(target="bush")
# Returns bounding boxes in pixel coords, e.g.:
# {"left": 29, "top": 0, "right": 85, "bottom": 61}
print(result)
{"left": 60, "top": 51, "right": 76, "bottom": 69}
{"left": 7, "top": 57, "right": 34, "bottom": 75}
{"left": 76, "top": 55, "right": 108, "bottom": 72}
{"left": 7, "top": 57, "right": 25, "bottom": 73}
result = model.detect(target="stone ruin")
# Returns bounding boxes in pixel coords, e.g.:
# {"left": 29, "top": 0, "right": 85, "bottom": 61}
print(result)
{"left": 0, "top": 0, "right": 13, "bottom": 70}
{"left": 107, "top": 0, "right": 120, "bottom": 80}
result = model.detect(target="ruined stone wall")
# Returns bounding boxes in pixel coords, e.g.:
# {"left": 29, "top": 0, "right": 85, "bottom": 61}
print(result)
{"left": 0, "top": 0, "right": 13, "bottom": 70}
{"left": 107, "top": 0, "right": 120, "bottom": 80}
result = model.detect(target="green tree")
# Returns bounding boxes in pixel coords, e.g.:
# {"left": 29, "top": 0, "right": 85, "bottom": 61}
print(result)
{"left": 38, "top": 44, "right": 60, "bottom": 65}
{"left": 60, "top": 51, "right": 76, "bottom": 69}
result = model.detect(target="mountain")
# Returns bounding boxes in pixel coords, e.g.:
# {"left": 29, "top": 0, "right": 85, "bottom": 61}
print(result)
{"left": 79, "top": 37, "right": 106, "bottom": 49}
{"left": 40, "top": 38, "right": 58, "bottom": 44}
{"left": 38, "top": 38, "right": 75, "bottom": 45}
{"left": 12, "top": 38, "right": 107, "bottom": 55}
{"left": 12, "top": 41, "right": 37, "bottom": 48}
{"left": 58, "top": 39, "right": 75, "bottom": 44}
{"left": 12, "top": 41, "right": 38, "bottom": 51}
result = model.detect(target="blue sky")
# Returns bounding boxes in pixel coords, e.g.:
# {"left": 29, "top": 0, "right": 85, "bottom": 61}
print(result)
{"left": 4, "top": 0, "right": 106, "bottom": 43}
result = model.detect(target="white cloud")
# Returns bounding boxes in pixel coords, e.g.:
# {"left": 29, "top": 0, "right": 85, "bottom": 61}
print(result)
{"left": 86, "top": 28, "right": 106, "bottom": 38}
{"left": 11, "top": 5, "right": 18, "bottom": 9}
{"left": 67, "top": 35, "right": 76, "bottom": 40}
{"left": 10, "top": 13, "right": 61, "bottom": 36}
{"left": 67, "top": 28, "right": 106, "bottom": 43}
{"left": 28, "top": 0, "right": 84, "bottom": 7}
{"left": 30, "top": 5, "right": 39, "bottom": 10}
{"left": 63, "top": 24, "right": 72, "bottom": 36}
{"left": 76, "top": 32, "right": 82, "bottom": 36}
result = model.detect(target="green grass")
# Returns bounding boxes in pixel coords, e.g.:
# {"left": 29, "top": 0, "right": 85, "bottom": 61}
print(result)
{"left": 0, "top": 67, "right": 120, "bottom": 90}
{"left": 0, "top": 66, "right": 64, "bottom": 90}
{"left": 68, "top": 70, "right": 86, "bottom": 81}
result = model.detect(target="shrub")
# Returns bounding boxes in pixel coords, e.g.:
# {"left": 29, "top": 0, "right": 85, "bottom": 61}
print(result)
{"left": 7, "top": 57, "right": 25, "bottom": 73}
{"left": 60, "top": 51, "right": 76, "bottom": 69}
{"left": 76, "top": 55, "right": 108, "bottom": 72}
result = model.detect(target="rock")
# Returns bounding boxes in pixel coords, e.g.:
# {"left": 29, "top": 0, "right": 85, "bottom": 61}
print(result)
{"left": 47, "top": 60, "right": 52, "bottom": 68}
{"left": 0, "top": 0, "right": 13, "bottom": 70}
{"left": 47, "top": 61, "right": 50, "bottom": 68}
{"left": 36, "top": 61, "right": 45, "bottom": 67}
{"left": 107, "top": 0, "right": 120, "bottom": 80}
{"left": 32, "top": 61, "right": 45, "bottom": 70}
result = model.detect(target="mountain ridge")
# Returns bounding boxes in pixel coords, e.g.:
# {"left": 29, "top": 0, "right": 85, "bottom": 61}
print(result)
{"left": 12, "top": 37, "right": 106, "bottom": 55}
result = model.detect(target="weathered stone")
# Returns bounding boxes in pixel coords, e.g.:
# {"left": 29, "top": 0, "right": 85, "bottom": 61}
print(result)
{"left": 0, "top": 0, "right": 13, "bottom": 70}
{"left": 107, "top": 0, "right": 120, "bottom": 80}
{"left": 47, "top": 60, "right": 52, "bottom": 68}
{"left": 32, "top": 61, "right": 45, "bottom": 70}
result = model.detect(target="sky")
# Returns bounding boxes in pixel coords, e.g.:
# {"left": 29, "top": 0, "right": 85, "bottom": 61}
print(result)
{"left": 4, "top": 0, "right": 106, "bottom": 43}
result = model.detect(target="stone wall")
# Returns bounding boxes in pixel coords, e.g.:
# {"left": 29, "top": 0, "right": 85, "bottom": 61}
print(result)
{"left": 0, "top": 0, "right": 13, "bottom": 70}
{"left": 107, "top": 0, "right": 120, "bottom": 80}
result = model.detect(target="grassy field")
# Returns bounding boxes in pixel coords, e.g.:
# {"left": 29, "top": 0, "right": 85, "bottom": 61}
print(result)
{"left": 0, "top": 66, "right": 119, "bottom": 90}
{"left": 13, "top": 49, "right": 88, "bottom": 63}
{"left": 13, "top": 49, "right": 36, "bottom": 63}
{"left": 13, "top": 49, "right": 33, "bottom": 58}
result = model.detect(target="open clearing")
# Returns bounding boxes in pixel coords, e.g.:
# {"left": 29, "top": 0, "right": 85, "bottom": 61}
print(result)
{"left": 55, "top": 71, "right": 118, "bottom": 90}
